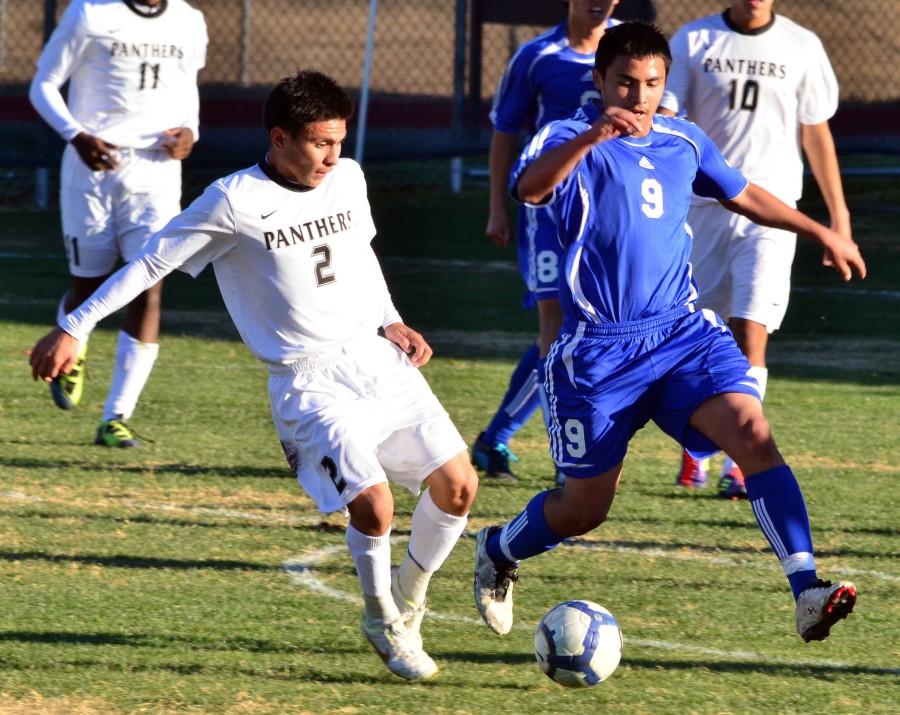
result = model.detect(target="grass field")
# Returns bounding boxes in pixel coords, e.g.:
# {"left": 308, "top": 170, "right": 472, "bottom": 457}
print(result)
{"left": 1, "top": 179, "right": 898, "bottom": 713}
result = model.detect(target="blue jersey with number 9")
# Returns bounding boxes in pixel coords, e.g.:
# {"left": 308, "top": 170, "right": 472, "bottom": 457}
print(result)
{"left": 511, "top": 103, "right": 748, "bottom": 324}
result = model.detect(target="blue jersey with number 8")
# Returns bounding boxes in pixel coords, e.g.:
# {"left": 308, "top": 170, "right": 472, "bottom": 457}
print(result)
{"left": 511, "top": 103, "right": 748, "bottom": 324}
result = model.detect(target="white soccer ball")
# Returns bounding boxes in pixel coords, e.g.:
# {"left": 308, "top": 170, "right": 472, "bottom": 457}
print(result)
{"left": 534, "top": 600, "right": 623, "bottom": 687}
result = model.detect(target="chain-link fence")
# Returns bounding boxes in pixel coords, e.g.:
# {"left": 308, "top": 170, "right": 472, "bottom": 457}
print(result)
{"left": 1, "top": 0, "right": 899, "bottom": 205}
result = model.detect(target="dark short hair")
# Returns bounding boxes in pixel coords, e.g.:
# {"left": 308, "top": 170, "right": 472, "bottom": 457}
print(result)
{"left": 594, "top": 22, "right": 671, "bottom": 78}
{"left": 263, "top": 70, "right": 354, "bottom": 135}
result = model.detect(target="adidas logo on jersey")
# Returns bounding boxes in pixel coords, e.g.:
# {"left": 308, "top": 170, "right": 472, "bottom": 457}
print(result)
{"left": 639, "top": 156, "right": 655, "bottom": 170}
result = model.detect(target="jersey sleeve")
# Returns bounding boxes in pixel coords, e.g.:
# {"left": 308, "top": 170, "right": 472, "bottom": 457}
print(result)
{"left": 29, "top": 0, "right": 90, "bottom": 140}
{"left": 691, "top": 126, "right": 749, "bottom": 200}
{"left": 152, "top": 183, "right": 239, "bottom": 278}
{"left": 489, "top": 44, "right": 539, "bottom": 134}
{"left": 797, "top": 35, "right": 839, "bottom": 125}
{"left": 509, "top": 120, "right": 583, "bottom": 206}
{"left": 659, "top": 27, "right": 690, "bottom": 114}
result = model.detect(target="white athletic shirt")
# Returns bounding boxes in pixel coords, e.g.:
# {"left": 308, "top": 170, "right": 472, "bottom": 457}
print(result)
{"left": 660, "top": 12, "right": 838, "bottom": 202}
{"left": 59, "top": 158, "right": 404, "bottom": 364}
{"left": 30, "top": 0, "right": 207, "bottom": 148}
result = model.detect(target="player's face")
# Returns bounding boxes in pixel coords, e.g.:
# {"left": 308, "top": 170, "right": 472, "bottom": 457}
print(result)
{"left": 568, "top": 0, "right": 620, "bottom": 26}
{"left": 272, "top": 119, "right": 346, "bottom": 188}
{"left": 729, "top": 0, "right": 775, "bottom": 29}
{"left": 594, "top": 54, "right": 667, "bottom": 137}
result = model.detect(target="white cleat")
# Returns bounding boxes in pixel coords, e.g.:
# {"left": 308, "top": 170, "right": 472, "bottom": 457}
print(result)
{"left": 796, "top": 579, "right": 857, "bottom": 642}
{"left": 360, "top": 615, "right": 438, "bottom": 680}
{"left": 473, "top": 526, "right": 518, "bottom": 635}
{"left": 391, "top": 566, "right": 426, "bottom": 651}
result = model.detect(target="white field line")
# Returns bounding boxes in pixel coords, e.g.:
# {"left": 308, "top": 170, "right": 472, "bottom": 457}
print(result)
{"left": 4, "top": 491, "right": 898, "bottom": 673}
{"left": 283, "top": 537, "right": 900, "bottom": 675}
{"left": 3, "top": 491, "right": 898, "bottom": 584}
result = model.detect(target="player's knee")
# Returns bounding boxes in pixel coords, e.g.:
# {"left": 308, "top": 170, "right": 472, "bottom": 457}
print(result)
{"left": 347, "top": 484, "right": 394, "bottom": 536}
{"left": 426, "top": 457, "right": 478, "bottom": 516}
{"left": 736, "top": 414, "right": 776, "bottom": 455}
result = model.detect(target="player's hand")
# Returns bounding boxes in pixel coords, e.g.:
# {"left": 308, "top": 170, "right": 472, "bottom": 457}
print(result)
{"left": 162, "top": 127, "right": 195, "bottom": 160}
{"left": 485, "top": 209, "right": 512, "bottom": 247}
{"left": 589, "top": 107, "right": 643, "bottom": 143}
{"left": 384, "top": 322, "right": 433, "bottom": 368}
{"left": 819, "top": 228, "right": 866, "bottom": 282}
{"left": 71, "top": 133, "right": 120, "bottom": 171}
{"left": 29, "top": 327, "right": 81, "bottom": 382}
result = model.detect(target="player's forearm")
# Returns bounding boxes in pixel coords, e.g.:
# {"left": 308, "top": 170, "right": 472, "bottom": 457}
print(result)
{"left": 488, "top": 131, "right": 519, "bottom": 211}
{"left": 722, "top": 183, "right": 830, "bottom": 244}
{"left": 516, "top": 132, "right": 595, "bottom": 205}
{"left": 60, "top": 253, "right": 175, "bottom": 341}
{"left": 802, "top": 122, "right": 850, "bottom": 230}
{"left": 28, "top": 78, "right": 85, "bottom": 141}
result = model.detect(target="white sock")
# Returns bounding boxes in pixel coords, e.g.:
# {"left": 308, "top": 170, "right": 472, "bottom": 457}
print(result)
{"left": 103, "top": 330, "right": 159, "bottom": 421}
{"left": 723, "top": 366, "right": 769, "bottom": 476}
{"left": 346, "top": 522, "right": 400, "bottom": 623}
{"left": 397, "top": 489, "right": 468, "bottom": 607}
{"left": 57, "top": 294, "right": 90, "bottom": 357}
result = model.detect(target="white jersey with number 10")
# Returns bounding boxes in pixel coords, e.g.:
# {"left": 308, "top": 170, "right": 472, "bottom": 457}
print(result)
{"left": 660, "top": 12, "right": 838, "bottom": 203}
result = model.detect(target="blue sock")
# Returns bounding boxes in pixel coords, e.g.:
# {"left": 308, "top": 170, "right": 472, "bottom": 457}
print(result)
{"left": 483, "top": 343, "right": 542, "bottom": 446}
{"left": 745, "top": 464, "right": 817, "bottom": 600}
{"left": 486, "top": 491, "right": 563, "bottom": 567}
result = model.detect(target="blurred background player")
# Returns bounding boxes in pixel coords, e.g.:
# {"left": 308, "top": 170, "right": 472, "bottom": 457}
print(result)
{"left": 29, "top": 70, "right": 478, "bottom": 682}
{"left": 474, "top": 0, "right": 620, "bottom": 484}
{"left": 29, "top": 0, "right": 207, "bottom": 447}
{"left": 659, "top": 0, "right": 851, "bottom": 497}
{"left": 473, "top": 21, "right": 862, "bottom": 646}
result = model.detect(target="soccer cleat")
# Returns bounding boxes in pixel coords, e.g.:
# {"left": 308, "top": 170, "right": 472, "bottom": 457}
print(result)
{"left": 94, "top": 417, "right": 141, "bottom": 448}
{"left": 718, "top": 465, "right": 748, "bottom": 500}
{"left": 471, "top": 432, "right": 518, "bottom": 481}
{"left": 391, "top": 566, "right": 426, "bottom": 651}
{"left": 360, "top": 615, "right": 438, "bottom": 680}
{"left": 796, "top": 579, "right": 857, "bottom": 642}
{"left": 50, "top": 351, "right": 87, "bottom": 410}
{"left": 473, "top": 526, "right": 518, "bottom": 635}
{"left": 675, "top": 451, "right": 709, "bottom": 488}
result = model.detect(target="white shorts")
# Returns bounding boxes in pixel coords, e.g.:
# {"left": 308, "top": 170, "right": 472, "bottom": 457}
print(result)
{"left": 60, "top": 144, "right": 182, "bottom": 277}
{"left": 688, "top": 201, "right": 797, "bottom": 333}
{"left": 268, "top": 334, "right": 467, "bottom": 514}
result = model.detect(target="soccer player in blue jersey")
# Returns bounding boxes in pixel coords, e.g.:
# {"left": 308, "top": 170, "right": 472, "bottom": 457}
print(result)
{"left": 473, "top": 22, "right": 863, "bottom": 643}
{"left": 474, "top": 0, "right": 620, "bottom": 484}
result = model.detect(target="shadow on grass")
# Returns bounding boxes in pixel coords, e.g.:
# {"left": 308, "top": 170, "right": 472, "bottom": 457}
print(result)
{"left": 621, "top": 656, "right": 900, "bottom": 679}
{"left": 0, "top": 455, "right": 290, "bottom": 480}
{"left": 0, "top": 550, "right": 273, "bottom": 571}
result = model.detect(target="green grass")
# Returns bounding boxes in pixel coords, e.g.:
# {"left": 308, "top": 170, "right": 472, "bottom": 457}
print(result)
{"left": 0, "top": 177, "right": 898, "bottom": 713}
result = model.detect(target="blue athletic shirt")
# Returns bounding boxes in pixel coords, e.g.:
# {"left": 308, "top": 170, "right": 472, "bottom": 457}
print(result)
{"left": 511, "top": 103, "right": 749, "bottom": 324}
{"left": 490, "top": 20, "right": 618, "bottom": 135}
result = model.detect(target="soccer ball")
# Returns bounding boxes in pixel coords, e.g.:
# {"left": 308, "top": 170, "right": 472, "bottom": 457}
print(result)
{"left": 534, "top": 600, "right": 623, "bottom": 687}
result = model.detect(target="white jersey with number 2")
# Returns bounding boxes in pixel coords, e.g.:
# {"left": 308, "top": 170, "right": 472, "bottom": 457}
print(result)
{"left": 660, "top": 12, "right": 838, "bottom": 203}
{"left": 60, "top": 158, "right": 404, "bottom": 365}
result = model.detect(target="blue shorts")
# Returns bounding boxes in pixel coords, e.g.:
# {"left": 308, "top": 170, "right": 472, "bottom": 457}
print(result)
{"left": 516, "top": 203, "right": 562, "bottom": 306}
{"left": 544, "top": 307, "right": 761, "bottom": 478}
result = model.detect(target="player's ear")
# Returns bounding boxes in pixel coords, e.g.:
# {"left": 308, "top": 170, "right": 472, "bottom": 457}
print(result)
{"left": 592, "top": 67, "right": 603, "bottom": 90}
{"left": 270, "top": 126, "right": 286, "bottom": 150}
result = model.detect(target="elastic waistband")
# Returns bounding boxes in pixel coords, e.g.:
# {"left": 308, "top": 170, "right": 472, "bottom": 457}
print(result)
{"left": 565, "top": 305, "right": 692, "bottom": 338}
{"left": 267, "top": 352, "right": 342, "bottom": 376}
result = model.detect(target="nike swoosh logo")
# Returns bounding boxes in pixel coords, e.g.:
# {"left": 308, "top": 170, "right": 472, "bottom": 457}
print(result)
{"left": 261, "top": 209, "right": 278, "bottom": 219}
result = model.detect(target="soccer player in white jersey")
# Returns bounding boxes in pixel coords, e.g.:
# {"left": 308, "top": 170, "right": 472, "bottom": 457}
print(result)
{"left": 29, "top": 0, "right": 208, "bottom": 447}
{"left": 472, "top": 23, "right": 862, "bottom": 646}
{"left": 658, "top": 0, "right": 852, "bottom": 498}
{"left": 474, "top": 0, "right": 620, "bottom": 485}
{"left": 29, "top": 70, "right": 478, "bottom": 681}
